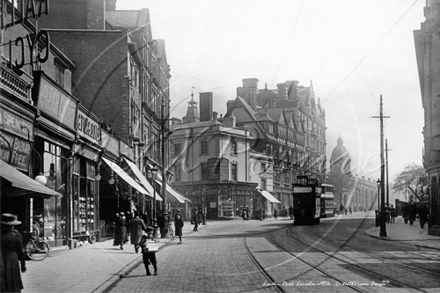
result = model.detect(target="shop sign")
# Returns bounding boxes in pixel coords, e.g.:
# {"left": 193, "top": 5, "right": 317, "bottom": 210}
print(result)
{"left": 0, "top": 132, "right": 30, "bottom": 170}
{"left": 76, "top": 109, "right": 101, "bottom": 145}
{"left": 1, "top": 0, "right": 49, "bottom": 30}
{"left": 36, "top": 76, "right": 76, "bottom": 129}
{"left": 74, "top": 144, "right": 99, "bottom": 162}
{"left": 120, "top": 140, "right": 133, "bottom": 160}
{"left": 259, "top": 172, "right": 273, "bottom": 179}
{"left": 101, "top": 131, "right": 118, "bottom": 156}
{"left": 0, "top": 108, "right": 33, "bottom": 140}
{"left": 292, "top": 186, "right": 312, "bottom": 193}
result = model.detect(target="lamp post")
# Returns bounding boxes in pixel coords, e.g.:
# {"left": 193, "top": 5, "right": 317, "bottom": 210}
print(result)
{"left": 376, "top": 179, "right": 381, "bottom": 227}
{"left": 21, "top": 125, "right": 47, "bottom": 185}
{"left": 151, "top": 165, "right": 159, "bottom": 239}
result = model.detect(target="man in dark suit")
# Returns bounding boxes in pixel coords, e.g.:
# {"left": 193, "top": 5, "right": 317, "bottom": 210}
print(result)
{"left": 129, "top": 211, "right": 146, "bottom": 253}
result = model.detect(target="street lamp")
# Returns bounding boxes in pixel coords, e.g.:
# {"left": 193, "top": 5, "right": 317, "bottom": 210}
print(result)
{"left": 21, "top": 125, "right": 47, "bottom": 185}
{"left": 151, "top": 165, "right": 159, "bottom": 239}
{"left": 376, "top": 179, "right": 381, "bottom": 227}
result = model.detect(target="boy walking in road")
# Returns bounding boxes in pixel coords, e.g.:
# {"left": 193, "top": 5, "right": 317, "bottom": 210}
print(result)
{"left": 140, "top": 227, "right": 159, "bottom": 276}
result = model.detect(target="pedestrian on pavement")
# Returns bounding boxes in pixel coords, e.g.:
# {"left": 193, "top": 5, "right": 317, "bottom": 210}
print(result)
{"left": 142, "top": 210, "right": 150, "bottom": 227}
{"left": 402, "top": 203, "right": 409, "bottom": 224}
{"left": 129, "top": 211, "right": 147, "bottom": 253}
{"left": 408, "top": 202, "right": 417, "bottom": 226}
{"left": 282, "top": 206, "right": 288, "bottom": 218}
{"left": 114, "top": 212, "right": 128, "bottom": 250}
{"left": 174, "top": 210, "right": 184, "bottom": 244}
{"left": 419, "top": 204, "right": 429, "bottom": 229}
{"left": 348, "top": 206, "right": 352, "bottom": 215}
{"left": 274, "top": 208, "right": 278, "bottom": 219}
{"left": 197, "top": 208, "right": 203, "bottom": 224}
{"left": 192, "top": 209, "right": 198, "bottom": 231}
{"left": 390, "top": 205, "right": 397, "bottom": 223}
{"left": 140, "top": 227, "right": 159, "bottom": 276}
{"left": 1, "top": 213, "right": 26, "bottom": 293}
{"left": 289, "top": 205, "right": 294, "bottom": 220}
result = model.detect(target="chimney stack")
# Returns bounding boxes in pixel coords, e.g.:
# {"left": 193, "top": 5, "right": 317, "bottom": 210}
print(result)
{"left": 199, "top": 92, "right": 213, "bottom": 122}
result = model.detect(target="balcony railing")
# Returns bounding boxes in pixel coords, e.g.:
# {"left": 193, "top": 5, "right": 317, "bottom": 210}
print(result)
{"left": 0, "top": 63, "right": 30, "bottom": 101}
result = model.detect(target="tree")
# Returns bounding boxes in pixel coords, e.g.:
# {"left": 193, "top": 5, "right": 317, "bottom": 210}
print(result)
{"left": 392, "top": 164, "right": 427, "bottom": 202}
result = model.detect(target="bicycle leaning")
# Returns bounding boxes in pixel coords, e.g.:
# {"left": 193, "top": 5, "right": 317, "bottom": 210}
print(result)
{"left": 22, "top": 230, "right": 50, "bottom": 261}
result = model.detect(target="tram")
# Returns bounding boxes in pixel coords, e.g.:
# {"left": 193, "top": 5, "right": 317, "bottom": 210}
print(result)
{"left": 292, "top": 183, "right": 321, "bottom": 225}
{"left": 320, "top": 184, "right": 336, "bottom": 218}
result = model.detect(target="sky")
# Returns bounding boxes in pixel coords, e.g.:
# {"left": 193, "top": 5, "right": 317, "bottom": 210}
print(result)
{"left": 117, "top": 0, "right": 427, "bottom": 182}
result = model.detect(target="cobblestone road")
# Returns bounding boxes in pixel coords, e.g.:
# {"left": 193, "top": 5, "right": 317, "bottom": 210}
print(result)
{"left": 107, "top": 218, "right": 286, "bottom": 293}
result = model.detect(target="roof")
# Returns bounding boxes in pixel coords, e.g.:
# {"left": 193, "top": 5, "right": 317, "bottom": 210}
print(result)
{"left": 170, "top": 120, "right": 224, "bottom": 131}
{"left": 106, "top": 9, "right": 151, "bottom": 29}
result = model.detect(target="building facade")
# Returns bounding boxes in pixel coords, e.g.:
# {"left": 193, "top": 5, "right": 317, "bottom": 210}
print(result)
{"left": 224, "top": 78, "right": 327, "bottom": 208}
{"left": 414, "top": 0, "right": 440, "bottom": 235}
{"left": 1, "top": 0, "right": 179, "bottom": 248}
{"left": 169, "top": 94, "right": 260, "bottom": 219}
{"left": 328, "top": 137, "right": 376, "bottom": 211}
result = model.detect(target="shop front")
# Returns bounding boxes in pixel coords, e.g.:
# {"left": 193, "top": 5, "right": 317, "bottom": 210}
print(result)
{"left": 174, "top": 182, "right": 258, "bottom": 219}
{"left": 32, "top": 71, "right": 77, "bottom": 247}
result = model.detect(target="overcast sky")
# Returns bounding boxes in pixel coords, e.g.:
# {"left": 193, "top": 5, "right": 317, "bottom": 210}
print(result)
{"left": 117, "top": 0, "right": 426, "bottom": 182}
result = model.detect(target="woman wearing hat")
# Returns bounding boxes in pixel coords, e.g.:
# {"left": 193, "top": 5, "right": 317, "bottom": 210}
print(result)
{"left": 113, "top": 212, "right": 128, "bottom": 250}
{"left": 1, "top": 213, "right": 26, "bottom": 293}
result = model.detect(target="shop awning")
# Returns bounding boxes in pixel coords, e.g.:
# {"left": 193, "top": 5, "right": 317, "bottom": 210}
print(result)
{"left": 102, "top": 158, "right": 161, "bottom": 200}
{"left": 147, "top": 163, "right": 190, "bottom": 203}
{"left": 0, "top": 160, "right": 61, "bottom": 198}
{"left": 257, "top": 189, "right": 281, "bottom": 203}
{"left": 123, "top": 158, "right": 162, "bottom": 201}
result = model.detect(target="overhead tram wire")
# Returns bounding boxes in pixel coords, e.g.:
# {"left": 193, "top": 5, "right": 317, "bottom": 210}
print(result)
{"left": 270, "top": 0, "right": 305, "bottom": 88}
{"left": 321, "top": 0, "right": 420, "bottom": 106}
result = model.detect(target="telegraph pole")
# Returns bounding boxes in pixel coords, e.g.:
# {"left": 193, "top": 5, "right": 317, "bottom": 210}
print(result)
{"left": 372, "top": 95, "right": 390, "bottom": 237}
{"left": 385, "top": 139, "right": 391, "bottom": 206}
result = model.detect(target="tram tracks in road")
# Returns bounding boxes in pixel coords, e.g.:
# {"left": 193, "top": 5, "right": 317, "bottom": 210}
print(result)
{"left": 276, "top": 225, "right": 435, "bottom": 293}
{"left": 265, "top": 228, "right": 370, "bottom": 293}
{"left": 243, "top": 229, "right": 285, "bottom": 293}
{"left": 305, "top": 225, "right": 440, "bottom": 279}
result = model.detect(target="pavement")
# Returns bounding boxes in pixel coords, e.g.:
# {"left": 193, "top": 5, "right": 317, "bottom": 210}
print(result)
{"left": 363, "top": 214, "right": 440, "bottom": 250}
{"left": 21, "top": 214, "right": 440, "bottom": 293}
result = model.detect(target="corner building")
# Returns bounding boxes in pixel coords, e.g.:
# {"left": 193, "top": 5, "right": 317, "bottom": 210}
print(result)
{"left": 414, "top": 0, "right": 440, "bottom": 235}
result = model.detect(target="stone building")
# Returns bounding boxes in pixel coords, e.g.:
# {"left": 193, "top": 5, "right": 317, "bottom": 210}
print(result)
{"left": 414, "top": 0, "right": 440, "bottom": 235}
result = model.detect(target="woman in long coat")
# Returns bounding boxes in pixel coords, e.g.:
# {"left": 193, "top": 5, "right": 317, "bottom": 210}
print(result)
{"left": 174, "top": 211, "right": 184, "bottom": 244}
{"left": 114, "top": 212, "right": 128, "bottom": 250}
{"left": 1, "top": 213, "right": 26, "bottom": 293}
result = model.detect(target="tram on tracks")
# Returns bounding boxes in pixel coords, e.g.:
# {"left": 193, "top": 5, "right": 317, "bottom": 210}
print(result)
{"left": 292, "top": 182, "right": 321, "bottom": 225}
{"left": 320, "top": 184, "right": 336, "bottom": 218}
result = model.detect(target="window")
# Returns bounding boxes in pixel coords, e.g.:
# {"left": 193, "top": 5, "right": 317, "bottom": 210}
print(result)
{"left": 230, "top": 139, "right": 237, "bottom": 155}
{"left": 261, "top": 163, "right": 266, "bottom": 172}
{"left": 174, "top": 143, "right": 181, "bottom": 157}
{"left": 201, "top": 163, "right": 209, "bottom": 180}
{"left": 174, "top": 164, "right": 181, "bottom": 182}
{"left": 54, "top": 59, "right": 65, "bottom": 87}
{"left": 231, "top": 164, "right": 237, "bottom": 181}
{"left": 261, "top": 178, "right": 267, "bottom": 190}
{"left": 201, "top": 141, "right": 208, "bottom": 155}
